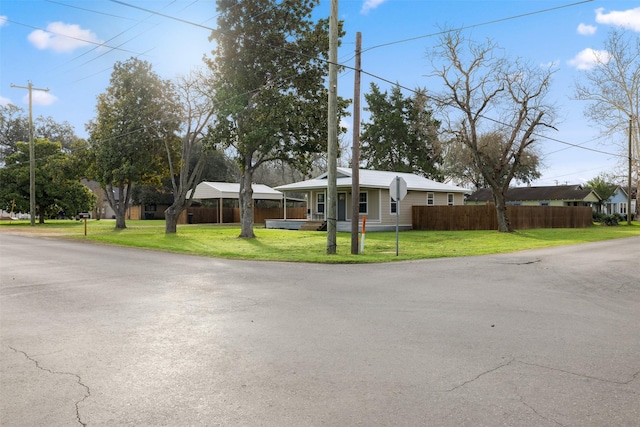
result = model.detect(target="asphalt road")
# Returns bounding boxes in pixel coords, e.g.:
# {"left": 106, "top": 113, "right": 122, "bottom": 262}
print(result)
{"left": 1, "top": 233, "right": 639, "bottom": 426}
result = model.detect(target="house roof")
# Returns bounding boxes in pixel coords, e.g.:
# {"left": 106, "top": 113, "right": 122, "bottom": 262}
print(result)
{"left": 190, "top": 182, "right": 283, "bottom": 200}
{"left": 466, "top": 185, "right": 601, "bottom": 202}
{"left": 275, "top": 168, "right": 470, "bottom": 194}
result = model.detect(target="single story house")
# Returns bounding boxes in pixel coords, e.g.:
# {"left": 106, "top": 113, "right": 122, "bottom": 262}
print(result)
{"left": 605, "top": 187, "right": 629, "bottom": 216}
{"left": 466, "top": 185, "right": 601, "bottom": 209}
{"left": 270, "top": 167, "right": 470, "bottom": 231}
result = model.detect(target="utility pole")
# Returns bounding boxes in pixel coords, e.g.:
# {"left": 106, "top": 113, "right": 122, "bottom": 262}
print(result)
{"left": 326, "top": 0, "right": 338, "bottom": 254}
{"left": 11, "top": 82, "right": 50, "bottom": 226}
{"left": 350, "top": 32, "right": 362, "bottom": 255}
{"left": 628, "top": 117, "right": 633, "bottom": 225}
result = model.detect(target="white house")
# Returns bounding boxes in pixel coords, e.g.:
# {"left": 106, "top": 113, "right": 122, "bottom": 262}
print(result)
{"left": 270, "top": 168, "right": 469, "bottom": 231}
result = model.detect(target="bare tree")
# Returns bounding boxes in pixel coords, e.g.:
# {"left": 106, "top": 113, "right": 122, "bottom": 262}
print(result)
{"left": 574, "top": 30, "right": 640, "bottom": 217}
{"left": 430, "top": 31, "right": 556, "bottom": 232}
{"left": 164, "top": 69, "right": 218, "bottom": 234}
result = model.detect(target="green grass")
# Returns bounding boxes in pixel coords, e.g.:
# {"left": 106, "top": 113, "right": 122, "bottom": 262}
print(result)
{"left": 2, "top": 219, "right": 639, "bottom": 263}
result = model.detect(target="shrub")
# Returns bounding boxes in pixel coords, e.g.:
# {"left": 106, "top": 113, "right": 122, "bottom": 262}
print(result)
{"left": 592, "top": 211, "right": 606, "bottom": 222}
{"left": 601, "top": 214, "right": 620, "bottom": 226}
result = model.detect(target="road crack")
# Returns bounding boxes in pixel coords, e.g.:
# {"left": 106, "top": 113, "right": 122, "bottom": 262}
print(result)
{"left": 445, "top": 357, "right": 515, "bottom": 392}
{"left": 517, "top": 360, "right": 640, "bottom": 385}
{"left": 9, "top": 346, "right": 90, "bottom": 426}
{"left": 511, "top": 382, "right": 567, "bottom": 426}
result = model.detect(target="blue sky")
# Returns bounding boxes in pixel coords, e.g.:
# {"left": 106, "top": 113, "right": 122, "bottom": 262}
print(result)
{"left": 1, "top": 0, "right": 639, "bottom": 186}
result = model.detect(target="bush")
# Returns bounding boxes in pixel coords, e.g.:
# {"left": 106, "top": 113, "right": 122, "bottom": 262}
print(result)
{"left": 601, "top": 214, "right": 620, "bottom": 226}
{"left": 592, "top": 211, "right": 606, "bottom": 223}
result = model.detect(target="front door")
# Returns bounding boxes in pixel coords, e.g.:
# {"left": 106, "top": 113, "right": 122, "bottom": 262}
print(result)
{"left": 338, "top": 192, "right": 347, "bottom": 221}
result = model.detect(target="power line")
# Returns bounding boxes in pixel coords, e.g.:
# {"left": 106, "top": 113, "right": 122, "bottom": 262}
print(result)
{"left": 360, "top": 0, "right": 594, "bottom": 54}
{"left": 1, "top": 18, "right": 145, "bottom": 55}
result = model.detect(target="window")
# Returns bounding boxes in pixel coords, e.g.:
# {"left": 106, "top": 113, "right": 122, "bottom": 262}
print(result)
{"left": 620, "top": 203, "right": 627, "bottom": 215}
{"left": 317, "top": 193, "right": 325, "bottom": 214}
{"left": 391, "top": 196, "right": 398, "bottom": 214}
{"left": 359, "top": 192, "right": 368, "bottom": 214}
{"left": 447, "top": 193, "right": 454, "bottom": 206}
{"left": 539, "top": 201, "right": 550, "bottom": 206}
{"left": 427, "top": 192, "right": 434, "bottom": 205}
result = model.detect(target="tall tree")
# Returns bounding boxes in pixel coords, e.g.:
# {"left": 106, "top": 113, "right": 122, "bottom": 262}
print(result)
{"left": 442, "top": 131, "right": 542, "bottom": 189}
{"left": 430, "top": 31, "right": 556, "bottom": 232}
{"left": 0, "top": 104, "right": 77, "bottom": 161}
{"left": 206, "top": 0, "right": 347, "bottom": 238}
{"left": 164, "top": 69, "right": 219, "bottom": 234}
{"left": 361, "top": 83, "right": 443, "bottom": 179}
{"left": 87, "top": 58, "right": 180, "bottom": 229}
{"left": 574, "top": 30, "right": 640, "bottom": 217}
{"left": 0, "top": 139, "right": 95, "bottom": 222}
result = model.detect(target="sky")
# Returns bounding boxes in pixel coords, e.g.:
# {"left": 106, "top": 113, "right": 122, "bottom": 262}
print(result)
{"left": 1, "top": 0, "right": 639, "bottom": 187}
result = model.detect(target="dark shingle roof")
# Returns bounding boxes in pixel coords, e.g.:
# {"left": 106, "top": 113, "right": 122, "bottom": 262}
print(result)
{"left": 467, "top": 185, "right": 596, "bottom": 202}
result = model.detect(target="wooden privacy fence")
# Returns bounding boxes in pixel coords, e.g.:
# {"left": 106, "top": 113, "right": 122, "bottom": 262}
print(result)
{"left": 179, "top": 207, "right": 306, "bottom": 224}
{"left": 412, "top": 205, "right": 593, "bottom": 230}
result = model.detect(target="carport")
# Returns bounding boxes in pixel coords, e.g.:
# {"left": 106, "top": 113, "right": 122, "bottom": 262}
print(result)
{"left": 189, "top": 182, "right": 284, "bottom": 224}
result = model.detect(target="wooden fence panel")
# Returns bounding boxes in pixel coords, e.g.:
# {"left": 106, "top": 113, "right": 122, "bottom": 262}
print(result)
{"left": 182, "top": 206, "right": 307, "bottom": 224}
{"left": 412, "top": 205, "right": 592, "bottom": 230}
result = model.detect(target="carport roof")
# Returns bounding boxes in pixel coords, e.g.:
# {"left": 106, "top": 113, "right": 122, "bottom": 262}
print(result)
{"left": 190, "top": 182, "right": 283, "bottom": 200}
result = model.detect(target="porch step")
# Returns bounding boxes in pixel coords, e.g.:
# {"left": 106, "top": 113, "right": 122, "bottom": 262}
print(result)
{"left": 299, "top": 220, "right": 327, "bottom": 231}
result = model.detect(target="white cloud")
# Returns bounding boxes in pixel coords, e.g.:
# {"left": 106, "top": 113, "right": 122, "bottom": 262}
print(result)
{"left": 595, "top": 7, "right": 640, "bottom": 32}
{"left": 0, "top": 15, "right": 7, "bottom": 27}
{"left": 22, "top": 91, "right": 58, "bottom": 106}
{"left": 0, "top": 96, "right": 11, "bottom": 106}
{"left": 27, "top": 22, "right": 101, "bottom": 53}
{"left": 361, "top": 0, "right": 386, "bottom": 15}
{"left": 568, "top": 48, "right": 611, "bottom": 70}
{"left": 577, "top": 23, "right": 597, "bottom": 36}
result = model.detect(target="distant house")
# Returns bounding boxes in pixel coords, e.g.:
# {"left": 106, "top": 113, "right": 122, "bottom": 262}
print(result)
{"left": 466, "top": 185, "right": 601, "bottom": 209}
{"left": 271, "top": 168, "right": 469, "bottom": 231}
{"left": 604, "top": 187, "right": 629, "bottom": 216}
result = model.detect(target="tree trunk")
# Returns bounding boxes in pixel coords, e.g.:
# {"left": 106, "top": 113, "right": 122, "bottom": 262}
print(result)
{"left": 492, "top": 190, "right": 513, "bottom": 232}
{"left": 238, "top": 167, "right": 255, "bottom": 238}
{"left": 164, "top": 203, "right": 188, "bottom": 234}
{"left": 37, "top": 205, "right": 45, "bottom": 224}
{"left": 105, "top": 182, "right": 128, "bottom": 229}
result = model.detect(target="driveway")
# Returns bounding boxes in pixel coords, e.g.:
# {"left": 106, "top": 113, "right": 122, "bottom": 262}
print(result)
{"left": 1, "top": 234, "right": 638, "bottom": 426}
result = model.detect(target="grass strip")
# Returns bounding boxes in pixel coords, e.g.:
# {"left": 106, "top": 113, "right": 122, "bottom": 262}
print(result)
{"left": 2, "top": 219, "right": 638, "bottom": 264}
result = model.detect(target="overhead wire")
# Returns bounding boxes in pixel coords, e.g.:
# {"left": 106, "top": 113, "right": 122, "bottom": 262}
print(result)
{"left": 17, "top": 0, "right": 631, "bottom": 164}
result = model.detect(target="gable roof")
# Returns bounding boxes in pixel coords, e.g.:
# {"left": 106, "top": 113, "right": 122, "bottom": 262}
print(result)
{"left": 275, "top": 168, "right": 469, "bottom": 194}
{"left": 467, "top": 185, "right": 601, "bottom": 203}
{"left": 190, "top": 182, "right": 283, "bottom": 200}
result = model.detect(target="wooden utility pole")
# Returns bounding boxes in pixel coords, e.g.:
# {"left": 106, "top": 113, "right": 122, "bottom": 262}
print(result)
{"left": 351, "top": 32, "right": 362, "bottom": 255}
{"left": 326, "top": 0, "right": 338, "bottom": 254}
{"left": 11, "top": 82, "right": 50, "bottom": 226}
{"left": 628, "top": 117, "right": 633, "bottom": 225}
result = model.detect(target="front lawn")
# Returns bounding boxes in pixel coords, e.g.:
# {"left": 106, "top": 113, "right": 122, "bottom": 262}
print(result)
{"left": 1, "top": 219, "right": 638, "bottom": 263}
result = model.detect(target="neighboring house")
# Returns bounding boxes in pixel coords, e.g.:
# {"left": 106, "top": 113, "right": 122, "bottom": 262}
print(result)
{"left": 272, "top": 168, "right": 470, "bottom": 231}
{"left": 466, "top": 185, "right": 601, "bottom": 209}
{"left": 605, "top": 187, "right": 629, "bottom": 216}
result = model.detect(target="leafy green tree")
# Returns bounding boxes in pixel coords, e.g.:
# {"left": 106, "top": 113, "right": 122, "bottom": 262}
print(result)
{"left": 1, "top": 104, "right": 77, "bottom": 161}
{"left": 0, "top": 139, "right": 95, "bottom": 222}
{"left": 206, "top": 0, "right": 348, "bottom": 238}
{"left": 361, "top": 83, "right": 443, "bottom": 179}
{"left": 430, "top": 31, "right": 556, "bottom": 232}
{"left": 584, "top": 174, "right": 618, "bottom": 212}
{"left": 87, "top": 58, "right": 180, "bottom": 229}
